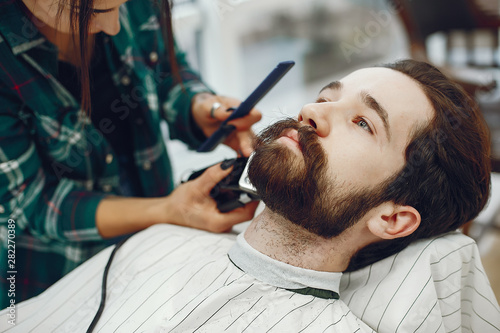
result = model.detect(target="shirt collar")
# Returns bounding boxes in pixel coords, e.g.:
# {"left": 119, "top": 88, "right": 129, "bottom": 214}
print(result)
{"left": 0, "top": 0, "right": 47, "bottom": 55}
{"left": 228, "top": 233, "right": 342, "bottom": 299}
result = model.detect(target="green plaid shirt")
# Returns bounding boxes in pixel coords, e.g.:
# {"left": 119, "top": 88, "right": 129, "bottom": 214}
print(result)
{"left": 0, "top": 0, "right": 212, "bottom": 307}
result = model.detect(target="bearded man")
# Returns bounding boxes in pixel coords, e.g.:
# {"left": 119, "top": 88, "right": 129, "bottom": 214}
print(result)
{"left": 2, "top": 60, "right": 499, "bottom": 332}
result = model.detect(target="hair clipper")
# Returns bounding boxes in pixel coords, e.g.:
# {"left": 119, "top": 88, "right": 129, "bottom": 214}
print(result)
{"left": 184, "top": 156, "right": 260, "bottom": 212}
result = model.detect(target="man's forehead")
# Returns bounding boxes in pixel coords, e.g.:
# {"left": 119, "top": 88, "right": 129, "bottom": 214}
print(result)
{"left": 319, "top": 68, "right": 431, "bottom": 111}
{"left": 320, "top": 67, "right": 408, "bottom": 93}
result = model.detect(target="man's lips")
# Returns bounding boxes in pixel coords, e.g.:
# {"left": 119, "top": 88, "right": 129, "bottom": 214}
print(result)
{"left": 276, "top": 128, "right": 301, "bottom": 150}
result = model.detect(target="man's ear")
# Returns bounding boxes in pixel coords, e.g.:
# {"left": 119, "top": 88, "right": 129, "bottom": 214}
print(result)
{"left": 366, "top": 203, "right": 421, "bottom": 240}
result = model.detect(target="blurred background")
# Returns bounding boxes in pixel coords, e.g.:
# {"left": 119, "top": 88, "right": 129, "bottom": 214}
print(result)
{"left": 166, "top": 0, "right": 500, "bottom": 303}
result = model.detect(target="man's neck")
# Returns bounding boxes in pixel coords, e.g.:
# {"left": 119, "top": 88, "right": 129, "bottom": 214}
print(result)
{"left": 244, "top": 208, "right": 367, "bottom": 272}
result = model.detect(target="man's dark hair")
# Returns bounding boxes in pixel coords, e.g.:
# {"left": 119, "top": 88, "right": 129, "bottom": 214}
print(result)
{"left": 346, "top": 59, "right": 491, "bottom": 271}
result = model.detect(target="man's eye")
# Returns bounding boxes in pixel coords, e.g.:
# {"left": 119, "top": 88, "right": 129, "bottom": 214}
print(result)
{"left": 354, "top": 117, "right": 373, "bottom": 134}
{"left": 315, "top": 97, "right": 328, "bottom": 103}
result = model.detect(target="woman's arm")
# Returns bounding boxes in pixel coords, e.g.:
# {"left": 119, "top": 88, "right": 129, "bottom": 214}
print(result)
{"left": 95, "top": 162, "right": 259, "bottom": 238}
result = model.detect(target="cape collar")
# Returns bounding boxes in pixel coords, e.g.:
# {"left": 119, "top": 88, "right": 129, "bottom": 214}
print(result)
{"left": 228, "top": 233, "right": 341, "bottom": 299}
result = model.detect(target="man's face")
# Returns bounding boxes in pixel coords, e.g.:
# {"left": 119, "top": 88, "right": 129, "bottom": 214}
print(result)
{"left": 248, "top": 67, "right": 434, "bottom": 238}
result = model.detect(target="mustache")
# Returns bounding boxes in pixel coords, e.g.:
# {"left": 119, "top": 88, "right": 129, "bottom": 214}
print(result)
{"left": 254, "top": 118, "right": 318, "bottom": 150}
{"left": 253, "top": 118, "right": 327, "bottom": 177}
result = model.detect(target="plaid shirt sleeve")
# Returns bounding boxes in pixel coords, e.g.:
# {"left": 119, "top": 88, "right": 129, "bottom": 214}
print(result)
{"left": 112, "top": 0, "right": 215, "bottom": 150}
{"left": 159, "top": 45, "right": 215, "bottom": 150}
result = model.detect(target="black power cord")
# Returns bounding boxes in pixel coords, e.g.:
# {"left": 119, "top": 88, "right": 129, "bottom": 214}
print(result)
{"left": 87, "top": 236, "right": 130, "bottom": 333}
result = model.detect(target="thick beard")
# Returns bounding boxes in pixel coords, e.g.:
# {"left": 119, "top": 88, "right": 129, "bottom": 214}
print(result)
{"left": 249, "top": 118, "right": 390, "bottom": 238}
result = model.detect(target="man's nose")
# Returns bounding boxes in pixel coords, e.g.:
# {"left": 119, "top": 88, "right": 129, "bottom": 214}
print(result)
{"left": 298, "top": 103, "right": 330, "bottom": 137}
{"left": 94, "top": 11, "right": 121, "bottom": 36}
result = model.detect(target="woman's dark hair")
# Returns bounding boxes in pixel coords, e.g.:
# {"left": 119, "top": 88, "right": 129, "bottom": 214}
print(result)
{"left": 346, "top": 59, "right": 491, "bottom": 271}
{"left": 37, "top": 0, "right": 180, "bottom": 115}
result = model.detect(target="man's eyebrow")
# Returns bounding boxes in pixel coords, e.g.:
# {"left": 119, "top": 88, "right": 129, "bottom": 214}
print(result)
{"left": 320, "top": 81, "right": 343, "bottom": 92}
{"left": 360, "top": 91, "right": 391, "bottom": 141}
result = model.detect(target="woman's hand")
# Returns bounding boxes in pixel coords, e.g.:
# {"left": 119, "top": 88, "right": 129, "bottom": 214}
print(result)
{"left": 96, "top": 162, "right": 259, "bottom": 238}
{"left": 163, "top": 162, "right": 260, "bottom": 232}
{"left": 191, "top": 92, "right": 262, "bottom": 157}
